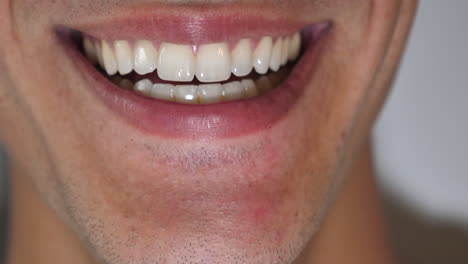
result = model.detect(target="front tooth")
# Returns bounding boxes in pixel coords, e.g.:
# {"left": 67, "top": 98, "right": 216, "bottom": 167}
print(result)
{"left": 151, "top": 83, "right": 175, "bottom": 101}
{"left": 253, "top": 36, "right": 273, "bottom": 74}
{"left": 196, "top": 43, "right": 231, "bottom": 82}
{"left": 199, "top": 84, "right": 223, "bottom": 104}
{"left": 134, "top": 79, "right": 153, "bottom": 96}
{"left": 280, "top": 37, "right": 290, "bottom": 66}
{"left": 288, "top": 32, "right": 301, "bottom": 61}
{"left": 158, "top": 43, "right": 195, "bottom": 82}
{"left": 114, "top": 40, "right": 133, "bottom": 75}
{"left": 101, "top": 40, "right": 118, "bottom": 75}
{"left": 134, "top": 40, "right": 158, "bottom": 75}
{"left": 222, "top": 81, "right": 244, "bottom": 101}
{"left": 269, "top": 38, "right": 283, "bottom": 72}
{"left": 231, "top": 39, "right": 253, "bottom": 77}
{"left": 83, "top": 37, "right": 98, "bottom": 65}
{"left": 241, "top": 79, "right": 258, "bottom": 98}
{"left": 175, "top": 85, "right": 198, "bottom": 104}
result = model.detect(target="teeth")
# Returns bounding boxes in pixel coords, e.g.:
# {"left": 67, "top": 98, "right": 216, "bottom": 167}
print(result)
{"left": 119, "top": 79, "right": 133, "bottom": 90}
{"left": 134, "top": 40, "right": 158, "bottom": 75}
{"left": 196, "top": 43, "right": 231, "bottom": 82}
{"left": 256, "top": 76, "right": 273, "bottom": 93}
{"left": 83, "top": 38, "right": 98, "bottom": 65}
{"left": 94, "top": 40, "right": 105, "bottom": 69}
{"left": 88, "top": 32, "right": 301, "bottom": 81}
{"left": 134, "top": 79, "right": 153, "bottom": 96}
{"left": 222, "top": 81, "right": 244, "bottom": 101}
{"left": 114, "top": 40, "right": 133, "bottom": 75}
{"left": 280, "top": 37, "right": 290, "bottom": 66}
{"left": 253, "top": 36, "right": 273, "bottom": 74}
{"left": 101, "top": 41, "right": 118, "bottom": 75}
{"left": 288, "top": 32, "right": 301, "bottom": 61}
{"left": 123, "top": 73, "right": 281, "bottom": 104}
{"left": 175, "top": 85, "right": 198, "bottom": 104}
{"left": 150, "top": 83, "right": 175, "bottom": 101}
{"left": 158, "top": 43, "right": 195, "bottom": 82}
{"left": 269, "top": 38, "right": 283, "bottom": 72}
{"left": 242, "top": 79, "right": 258, "bottom": 98}
{"left": 199, "top": 84, "right": 223, "bottom": 104}
{"left": 269, "top": 70, "right": 282, "bottom": 87}
{"left": 87, "top": 32, "right": 302, "bottom": 103}
{"left": 231, "top": 39, "right": 253, "bottom": 77}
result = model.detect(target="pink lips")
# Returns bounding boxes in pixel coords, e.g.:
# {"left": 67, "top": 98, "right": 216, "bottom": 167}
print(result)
{"left": 61, "top": 19, "right": 331, "bottom": 138}
{"left": 72, "top": 8, "right": 312, "bottom": 44}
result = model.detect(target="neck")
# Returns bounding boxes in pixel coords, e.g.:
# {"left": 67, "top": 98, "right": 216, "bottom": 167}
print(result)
{"left": 6, "top": 142, "right": 395, "bottom": 264}
{"left": 296, "top": 142, "right": 396, "bottom": 264}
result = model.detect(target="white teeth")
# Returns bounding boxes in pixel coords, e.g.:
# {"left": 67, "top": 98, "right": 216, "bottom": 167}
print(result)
{"left": 101, "top": 41, "right": 118, "bottom": 75}
{"left": 114, "top": 40, "right": 133, "bottom": 75}
{"left": 242, "top": 79, "right": 258, "bottom": 98}
{"left": 280, "top": 37, "right": 290, "bottom": 66}
{"left": 199, "top": 84, "right": 223, "bottom": 104}
{"left": 94, "top": 40, "right": 105, "bottom": 69}
{"left": 222, "top": 81, "right": 244, "bottom": 101}
{"left": 134, "top": 40, "right": 158, "bottom": 75}
{"left": 288, "top": 32, "right": 301, "bottom": 61}
{"left": 196, "top": 43, "right": 231, "bottom": 82}
{"left": 83, "top": 38, "right": 98, "bottom": 65}
{"left": 175, "top": 85, "right": 198, "bottom": 104}
{"left": 231, "top": 39, "right": 253, "bottom": 77}
{"left": 150, "top": 83, "right": 175, "bottom": 101}
{"left": 269, "top": 38, "right": 283, "bottom": 72}
{"left": 88, "top": 31, "right": 302, "bottom": 101}
{"left": 125, "top": 74, "right": 279, "bottom": 104}
{"left": 134, "top": 79, "right": 153, "bottom": 96}
{"left": 253, "top": 36, "right": 273, "bottom": 74}
{"left": 158, "top": 43, "right": 195, "bottom": 82}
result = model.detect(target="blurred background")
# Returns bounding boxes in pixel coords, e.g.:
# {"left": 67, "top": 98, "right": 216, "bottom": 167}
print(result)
{"left": 373, "top": 1, "right": 468, "bottom": 263}
{"left": 374, "top": 0, "right": 468, "bottom": 264}
{"left": 0, "top": 1, "right": 467, "bottom": 263}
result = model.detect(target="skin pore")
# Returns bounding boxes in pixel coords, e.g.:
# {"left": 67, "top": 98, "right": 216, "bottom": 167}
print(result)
{"left": 0, "top": 0, "right": 417, "bottom": 263}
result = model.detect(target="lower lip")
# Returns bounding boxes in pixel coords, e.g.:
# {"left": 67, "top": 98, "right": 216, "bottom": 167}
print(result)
{"left": 65, "top": 23, "right": 331, "bottom": 138}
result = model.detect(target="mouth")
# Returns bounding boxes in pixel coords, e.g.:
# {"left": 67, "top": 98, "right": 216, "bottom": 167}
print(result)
{"left": 58, "top": 12, "right": 331, "bottom": 138}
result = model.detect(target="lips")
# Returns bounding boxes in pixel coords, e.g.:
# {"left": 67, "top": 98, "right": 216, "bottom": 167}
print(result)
{"left": 58, "top": 16, "right": 331, "bottom": 138}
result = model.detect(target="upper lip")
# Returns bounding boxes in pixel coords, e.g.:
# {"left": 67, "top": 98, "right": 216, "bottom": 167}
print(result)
{"left": 61, "top": 4, "right": 314, "bottom": 44}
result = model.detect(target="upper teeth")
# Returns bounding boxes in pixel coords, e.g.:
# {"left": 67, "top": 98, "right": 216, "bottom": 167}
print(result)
{"left": 84, "top": 33, "right": 301, "bottom": 83}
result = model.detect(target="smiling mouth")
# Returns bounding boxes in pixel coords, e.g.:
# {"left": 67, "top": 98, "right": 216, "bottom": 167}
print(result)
{"left": 82, "top": 32, "right": 302, "bottom": 104}
{"left": 58, "top": 13, "right": 331, "bottom": 138}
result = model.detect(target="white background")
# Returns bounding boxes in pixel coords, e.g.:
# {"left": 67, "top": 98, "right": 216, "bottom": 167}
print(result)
{"left": 1, "top": 1, "right": 467, "bottom": 263}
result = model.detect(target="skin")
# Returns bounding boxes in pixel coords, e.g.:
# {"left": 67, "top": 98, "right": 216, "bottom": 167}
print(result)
{"left": 0, "top": 0, "right": 417, "bottom": 263}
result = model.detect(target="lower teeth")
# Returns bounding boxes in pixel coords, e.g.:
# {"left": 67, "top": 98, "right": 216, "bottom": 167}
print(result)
{"left": 108, "top": 69, "right": 289, "bottom": 105}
